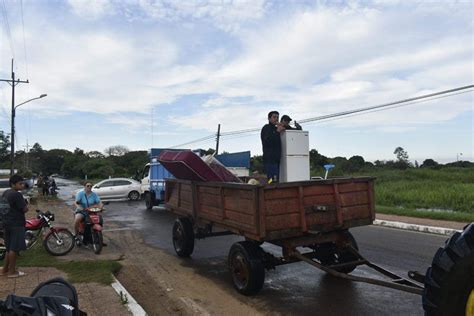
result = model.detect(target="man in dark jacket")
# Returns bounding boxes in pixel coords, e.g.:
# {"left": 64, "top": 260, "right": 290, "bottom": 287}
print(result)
{"left": 1, "top": 175, "right": 28, "bottom": 278}
{"left": 261, "top": 111, "right": 285, "bottom": 182}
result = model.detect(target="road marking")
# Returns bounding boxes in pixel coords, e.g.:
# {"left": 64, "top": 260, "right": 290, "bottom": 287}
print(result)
{"left": 111, "top": 276, "right": 148, "bottom": 316}
{"left": 373, "top": 219, "right": 461, "bottom": 236}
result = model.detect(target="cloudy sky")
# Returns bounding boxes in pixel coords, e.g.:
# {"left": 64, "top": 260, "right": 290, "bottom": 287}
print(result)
{"left": 0, "top": 0, "right": 472, "bottom": 163}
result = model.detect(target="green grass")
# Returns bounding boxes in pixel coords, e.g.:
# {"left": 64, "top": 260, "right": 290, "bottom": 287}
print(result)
{"left": 350, "top": 167, "right": 474, "bottom": 222}
{"left": 17, "top": 243, "right": 121, "bottom": 285}
{"left": 376, "top": 205, "right": 474, "bottom": 222}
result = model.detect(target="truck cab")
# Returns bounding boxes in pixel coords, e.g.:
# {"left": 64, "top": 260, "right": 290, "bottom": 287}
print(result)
{"left": 141, "top": 150, "right": 174, "bottom": 210}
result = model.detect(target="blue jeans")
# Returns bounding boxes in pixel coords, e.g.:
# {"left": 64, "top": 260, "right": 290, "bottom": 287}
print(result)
{"left": 264, "top": 163, "right": 280, "bottom": 183}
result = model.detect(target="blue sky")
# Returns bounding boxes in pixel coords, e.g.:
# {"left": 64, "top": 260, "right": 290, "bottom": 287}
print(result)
{"left": 0, "top": 0, "right": 472, "bottom": 163}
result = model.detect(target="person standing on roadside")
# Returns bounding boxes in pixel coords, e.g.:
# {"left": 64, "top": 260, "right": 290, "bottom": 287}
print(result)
{"left": 261, "top": 111, "right": 285, "bottom": 182}
{"left": 1, "top": 175, "right": 28, "bottom": 278}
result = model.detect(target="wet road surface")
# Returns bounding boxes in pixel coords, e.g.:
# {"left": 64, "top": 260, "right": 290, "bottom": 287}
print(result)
{"left": 57, "top": 178, "right": 443, "bottom": 315}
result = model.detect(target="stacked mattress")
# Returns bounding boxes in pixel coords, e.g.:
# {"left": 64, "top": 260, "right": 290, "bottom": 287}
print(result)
{"left": 157, "top": 150, "right": 241, "bottom": 183}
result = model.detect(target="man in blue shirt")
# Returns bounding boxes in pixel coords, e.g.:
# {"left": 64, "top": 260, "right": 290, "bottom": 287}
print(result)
{"left": 74, "top": 182, "right": 103, "bottom": 238}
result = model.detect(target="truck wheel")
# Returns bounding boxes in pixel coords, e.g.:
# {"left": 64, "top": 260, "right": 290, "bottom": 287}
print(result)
{"left": 145, "top": 192, "right": 153, "bottom": 210}
{"left": 172, "top": 218, "right": 194, "bottom": 257}
{"left": 228, "top": 241, "right": 265, "bottom": 295}
{"left": 313, "top": 230, "right": 359, "bottom": 274}
{"left": 423, "top": 223, "right": 474, "bottom": 316}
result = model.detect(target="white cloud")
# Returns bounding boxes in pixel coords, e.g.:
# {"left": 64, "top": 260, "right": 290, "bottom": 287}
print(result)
{"left": 67, "top": 0, "right": 115, "bottom": 19}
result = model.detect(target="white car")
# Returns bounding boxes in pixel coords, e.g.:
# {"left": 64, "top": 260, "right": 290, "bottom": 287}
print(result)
{"left": 87, "top": 178, "right": 142, "bottom": 201}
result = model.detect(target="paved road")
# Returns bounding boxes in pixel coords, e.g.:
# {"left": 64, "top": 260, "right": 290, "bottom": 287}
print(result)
{"left": 57, "top": 179, "right": 445, "bottom": 315}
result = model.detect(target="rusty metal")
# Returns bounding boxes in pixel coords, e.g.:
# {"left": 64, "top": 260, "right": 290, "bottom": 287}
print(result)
{"left": 290, "top": 248, "right": 423, "bottom": 295}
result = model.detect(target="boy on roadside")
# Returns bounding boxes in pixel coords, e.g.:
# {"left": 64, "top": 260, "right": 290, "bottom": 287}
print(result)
{"left": 1, "top": 175, "right": 29, "bottom": 278}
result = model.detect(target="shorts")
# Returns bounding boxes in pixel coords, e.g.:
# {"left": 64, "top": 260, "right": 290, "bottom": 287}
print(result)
{"left": 5, "top": 226, "right": 26, "bottom": 253}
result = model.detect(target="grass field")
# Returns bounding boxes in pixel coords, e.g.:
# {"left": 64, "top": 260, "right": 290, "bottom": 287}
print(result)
{"left": 352, "top": 167, "right": 474, "bottom": 222}
{"left": 17, "top": 243, "right": 121, "bottom": 284}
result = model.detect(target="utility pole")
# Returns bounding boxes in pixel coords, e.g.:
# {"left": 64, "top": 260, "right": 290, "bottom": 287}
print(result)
{"left": 0, "top": 59, "right": 29, "bottom": 176}
{"left": 215, "top": 124, "right": 221, "bottom": 155}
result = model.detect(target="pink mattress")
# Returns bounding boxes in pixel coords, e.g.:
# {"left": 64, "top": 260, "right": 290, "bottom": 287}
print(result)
{"left": 157, "top": 150, "right": 241, "bottom": 183}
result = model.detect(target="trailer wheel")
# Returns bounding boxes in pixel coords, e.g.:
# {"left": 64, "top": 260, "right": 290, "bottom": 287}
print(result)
{"left": 423, "top": 223, "right": 474, "bottom": 316}
{"left": 145, "top": 192, "right": 153, "bottom": 210}
{"left": 172, "top": 218, "right": 195, "bottom": 257}
{"left": 228, "top": 241, "right": 265, "bottom": 295}
{"left": 313, "top": 230, "right": 359, "bottom": 274}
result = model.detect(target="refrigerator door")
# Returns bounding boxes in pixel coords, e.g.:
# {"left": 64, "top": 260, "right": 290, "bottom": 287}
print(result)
{"left": 281, "top": 130, "right": 309, "bottom": 156}
{"left": 280, "top": 155, "right": 310, "bottom": 182}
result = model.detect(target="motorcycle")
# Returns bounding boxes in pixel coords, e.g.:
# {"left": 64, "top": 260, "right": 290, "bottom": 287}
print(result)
{"left": 0, "top": 277, "right": 87, "bottom": 315}
{"left": 0, "top": 210, "right": 75, "bottom": 260}
{"left": 75, "top": 207, "right": 104, "bottom": 254}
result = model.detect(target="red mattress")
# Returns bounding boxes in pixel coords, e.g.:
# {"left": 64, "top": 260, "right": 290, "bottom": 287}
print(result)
{"left": 157, "top": 150, "right": 241, "bottom": 183}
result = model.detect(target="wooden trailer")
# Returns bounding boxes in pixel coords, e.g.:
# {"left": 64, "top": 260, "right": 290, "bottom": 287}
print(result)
{"left": 165, "top": 177, "right": 424, "bottom": 296}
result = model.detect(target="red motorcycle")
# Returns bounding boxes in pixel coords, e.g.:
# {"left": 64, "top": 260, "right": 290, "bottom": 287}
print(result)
{"left": 75, "top": 207, "right": 104, "bottom": 254}
{"left": 0, "top": 210, "right": 75, "bottom": 260}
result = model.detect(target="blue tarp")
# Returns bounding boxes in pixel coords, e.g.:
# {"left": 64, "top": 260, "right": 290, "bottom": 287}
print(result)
{"left": 215, "top": 151, "right": 251, "bottom": 168}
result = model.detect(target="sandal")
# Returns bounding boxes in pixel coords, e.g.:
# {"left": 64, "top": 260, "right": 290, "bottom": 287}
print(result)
{"left": 7, "top": 271, "right": 26, "bottom": 278}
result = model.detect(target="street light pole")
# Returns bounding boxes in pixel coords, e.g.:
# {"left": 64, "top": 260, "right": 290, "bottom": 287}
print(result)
{"left": 10, "top": 93, "right": 47, "bottom": 176}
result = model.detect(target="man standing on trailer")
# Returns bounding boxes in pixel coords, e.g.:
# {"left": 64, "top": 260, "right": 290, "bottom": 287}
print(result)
{"left": 261, "top": 111, "right": 285, "bottom": 182}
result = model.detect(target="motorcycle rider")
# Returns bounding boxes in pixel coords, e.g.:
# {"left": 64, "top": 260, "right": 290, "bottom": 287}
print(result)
{"left": 74, "top": 182, "right": 103, "bottom": 243}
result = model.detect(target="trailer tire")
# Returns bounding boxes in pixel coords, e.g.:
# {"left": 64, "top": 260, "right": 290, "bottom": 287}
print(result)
{"left": 172, "top": 218, "right": 195, "bottom": 257}
{"left": 145, "top": 192, "right": 153, "bottom": 210}
{"left": 313, "top": 230, "right": 359, "bottom": 274}
{"left": 422, "top": 223, "right": 474, "bottom": 316}
{"left": 228, "top": 241, "right": 265, "bottom": 296}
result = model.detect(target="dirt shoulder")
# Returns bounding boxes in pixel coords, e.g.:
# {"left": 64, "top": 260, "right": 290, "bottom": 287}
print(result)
{"left": 34, "top": 197, "right": 265, "bottom": 315}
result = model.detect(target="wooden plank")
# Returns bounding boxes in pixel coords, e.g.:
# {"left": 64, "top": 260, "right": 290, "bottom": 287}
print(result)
{"left": 265, "top": 213, "right": 301, "bottom": 231}
{"left": 220, "top": 187, "right": 225, "bottom": 220}
{"left": 337, "top": 182, "right": 368, "bottom": 193}
{"left": 303, "top": 194, "right": 335, "bottom": 206}
{"left": 339, "top": 191, "right": 369, "bottom": 207}
{"left": 225, "top": 210, "right": 255, "bottom": 230}
{"left": 198, "top": 186, "right": 221, "bottom": 195}
{"left": 199, "top": 192, "right": 222, "bottom": 208}
{"left": 179, "top": 190, "right": 193, "bottom": 203}
{"left": 264, "top": 187, "right": 299, "bottom": 200}
{"left": 199, "top": 204, "right": 222, "bottom": 217}
{"left": 259, "top": 187, "right": 266, "bottom": 238}
{"left": 333, "top": 183, "right": 343, "bottom": 226}
{"left": 298, "top": 186, "right": 307, "bottom": 232}
{"left": 224, "top": 197, "right": 256, "bottom": 215}
{"left": 264, "top": 199, "right": 299, "bottom": 215}
{"left": 306, "top": 212, "right": 337, "bottom": 226}
{"left": 303, "top": 185, "right": 334, "bottom": 196}
{"left": 342, "top": 205, "right": 372, "bottom": 220}
{"left": 223, "top": 188, "right": 254, "bottom": 200}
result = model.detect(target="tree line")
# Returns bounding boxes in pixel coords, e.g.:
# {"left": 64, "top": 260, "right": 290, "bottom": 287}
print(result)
{"left": 0, "top": 130, "right": 471, "bottom": 180}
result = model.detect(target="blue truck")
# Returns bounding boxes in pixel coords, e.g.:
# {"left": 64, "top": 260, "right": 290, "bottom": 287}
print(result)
{"left": 141, "top": 148, "right": 250, "bottom": 210}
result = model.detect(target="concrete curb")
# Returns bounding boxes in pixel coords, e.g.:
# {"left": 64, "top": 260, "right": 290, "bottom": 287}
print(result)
{"left": 111, "top": 276, "right": 147, "bottom": 316}
{"left": 373, "top": 219, "right": 462, "bottom": 236}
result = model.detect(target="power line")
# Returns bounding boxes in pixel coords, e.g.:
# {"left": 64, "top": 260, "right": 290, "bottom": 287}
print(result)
{"left": 169, "top": 84, "right": 473, "bottom": 148}
{"left": 20, "top": 0, "right": 29, "bottom": 79}
{"left": 1, "top": 0, "right": 15, "bottom": 57}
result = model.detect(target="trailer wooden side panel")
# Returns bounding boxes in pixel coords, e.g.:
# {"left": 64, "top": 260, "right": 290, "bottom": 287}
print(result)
{"left": 165, "top": 177, "right": 375, "bottom": 241}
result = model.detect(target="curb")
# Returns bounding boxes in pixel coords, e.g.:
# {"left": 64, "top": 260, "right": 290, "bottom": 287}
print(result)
{"left": 373, "top": 219, "right": 461, "bottom": 236}
{"left": 111, "top": 276, "right": 147, "bottom": 316}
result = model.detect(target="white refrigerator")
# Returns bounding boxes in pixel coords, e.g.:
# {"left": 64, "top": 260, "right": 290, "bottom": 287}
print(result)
{"left": 279, "top": 130, "right": 310, "bottom": 182}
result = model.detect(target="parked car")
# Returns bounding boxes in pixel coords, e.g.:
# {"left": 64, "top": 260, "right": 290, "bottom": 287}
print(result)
{"left": 74, "top": 178, "right": 142, "bottom": 201}
{"left": 0, "top": 178, "right": 33, "bottom": 203}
